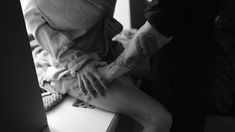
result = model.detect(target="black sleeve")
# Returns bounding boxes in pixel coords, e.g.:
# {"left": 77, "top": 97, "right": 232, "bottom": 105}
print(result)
{"left": 144, "top": 0, "right": 192, "bottom": 37}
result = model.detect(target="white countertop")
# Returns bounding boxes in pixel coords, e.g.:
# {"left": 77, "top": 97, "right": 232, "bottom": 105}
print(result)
{"left": 46, "top": 96, "right": 118, "bottom": 132}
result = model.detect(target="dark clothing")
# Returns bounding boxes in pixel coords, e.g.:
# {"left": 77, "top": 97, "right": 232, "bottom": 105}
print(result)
{"left": 144, "top": 0, "right": 223, "bottom": 132}
{"left": 145, "top": 0, "right": 222, "bottom": 36}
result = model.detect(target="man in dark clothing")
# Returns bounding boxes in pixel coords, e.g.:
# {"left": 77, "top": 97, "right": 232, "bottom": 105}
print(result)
{"left": 144, "top": 0, "right": 224, "bottom": 131}
{"left": 85, "top": 0, "right": 224, "bottom": 131}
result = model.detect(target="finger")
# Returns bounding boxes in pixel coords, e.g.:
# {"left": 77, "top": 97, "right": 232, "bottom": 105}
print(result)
{"left": 93, "top": 61, "right": 108, "bottom": 67}
{"left": 77, "top": 74, "right": 87, "bottom": 95}
{"left": 112, "top": 36, "right": 128, "bottom": 44}
{"left": 81, "top": 85, "right": 87, "bottom": 95}
{"left": 69, "top": 58, "right": 91, "bottom": 72}
{"left": 89, "top": 53, "right": 101, "bottom": 61}
{"left": 68, "top": 54, "right": 89, "bottom": 68}
{"left": 112, "top": 35, "right": 121, "bottom": 41}
{"left": 93, "top": 71, "right": 108, "bottom": 91}
{"left": 77, "top": 74, "right": 81, "bottom": 89}
{"left": 68, "top": 55, "right": 92, "bottom": 72}
{"left": 86, "top": 73, "right": 105, "bottom": 96}
{"left": 81, "top": 75, "right": 95, "bottom": 98}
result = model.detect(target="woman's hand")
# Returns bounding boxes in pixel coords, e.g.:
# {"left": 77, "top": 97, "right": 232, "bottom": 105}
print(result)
{"left": 97, "top": 65, "right": 114, "bottom": 84}
{"left": 71, "top": 61, "right": 108, "bottom": 98}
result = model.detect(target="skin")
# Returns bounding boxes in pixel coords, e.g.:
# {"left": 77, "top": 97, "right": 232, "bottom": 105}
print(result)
{"left": 99, "top": 21, "right": 172, "bottom": 82}
{"left": 73, "top": 27, "right": 160, "bottom": 98}
{"left": 73, "top": 22, "right": 172, "bottom": 97}
{"left": 22, "top": 0, "right": 173, "bottom": 130}
{"left": 105, "top": 31, "right": 159, "bottom": 81}
{"left": 69, "top": 60, "right": 108, "bottom": 98}
{"left": 70, "top": 21, "right": 174, "bottom": 132}
{"left": 75, "top": 22, "right": 172, "bottom": 98}
{"left": 68, "top": 74, "right": 172, "bottom": 132}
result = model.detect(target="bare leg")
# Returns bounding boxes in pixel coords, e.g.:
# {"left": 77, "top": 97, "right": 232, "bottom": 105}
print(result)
{"left": 74, "top": 77, "right": 172, "bottom": 132}
{"left": 128, "top": 58, "right": 151, "bottom": 80}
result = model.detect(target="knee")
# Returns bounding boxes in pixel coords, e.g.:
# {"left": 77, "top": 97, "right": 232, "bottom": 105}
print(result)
{"left": 160, "top": 111, "right": 173, "bottom": 129}
{"left": 149, "top": 110, "right": 173, "bottom": 131}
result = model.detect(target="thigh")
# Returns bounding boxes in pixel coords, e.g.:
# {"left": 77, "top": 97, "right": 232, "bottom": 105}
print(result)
{"left": 83, "top": 77, "right": 169, "bottom": 123}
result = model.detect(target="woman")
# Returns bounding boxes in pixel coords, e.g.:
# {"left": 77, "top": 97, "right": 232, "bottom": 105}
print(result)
{"left": 21, "top": 0, "right": 172, "bottom": 131}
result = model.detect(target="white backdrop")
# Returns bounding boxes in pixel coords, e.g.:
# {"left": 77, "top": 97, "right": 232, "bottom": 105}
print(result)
{"left": 113, "top": 0, "right": 131, "bottom": 29}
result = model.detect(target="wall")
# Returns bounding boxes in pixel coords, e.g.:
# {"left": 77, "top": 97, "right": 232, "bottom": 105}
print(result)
{"left": 2, "top": 1, "right": 48, "bottom": 131}
{"left": 114, "top": 0, "right": 148, "bottom": 29}
{"left": 113, "top": 0, "right": 131, "bottom": 29}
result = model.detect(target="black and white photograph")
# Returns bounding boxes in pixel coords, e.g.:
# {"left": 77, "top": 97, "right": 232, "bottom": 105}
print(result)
{"left": 2, "top": 0, "right": 235, "bottom": 132}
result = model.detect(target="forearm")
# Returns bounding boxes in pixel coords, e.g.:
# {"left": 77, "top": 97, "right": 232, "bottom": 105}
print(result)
{"left": 106, "top": 33, "right": 156, "bottom": 80}
{"left": 106, "top": 21, "right": 172, "bottom": 80}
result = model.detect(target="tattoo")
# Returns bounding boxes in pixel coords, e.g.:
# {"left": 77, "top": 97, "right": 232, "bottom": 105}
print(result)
{"left": 107, "top": 53, "right": 140, "bottom": 79}
{"left": 136, "top": 32, "right": 158, "bottom": 57}
{"left": 108, "top": 32, "right": 158, "bottom": 77}
{"left": 107, "top": 51, "right": 129, "bottom": 75}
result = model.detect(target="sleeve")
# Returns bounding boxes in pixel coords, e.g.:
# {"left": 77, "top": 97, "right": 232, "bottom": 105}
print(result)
{"left": 22, "top": 0, "right": 96, "bottom": 68}
{"left": 33, "top": 24, "right": 82, "bottom": 67}
{"left": 144, "top": 0, "right": 192, "bottom": 37}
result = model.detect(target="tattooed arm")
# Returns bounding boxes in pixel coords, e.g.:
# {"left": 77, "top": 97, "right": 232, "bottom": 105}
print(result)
{"left": 98, "top": 21, "right": 173, "bottom": 82}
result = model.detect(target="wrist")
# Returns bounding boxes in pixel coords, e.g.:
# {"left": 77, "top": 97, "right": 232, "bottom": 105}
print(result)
{"left": 68, "top": 54, "right": 93, "bottom": 75}
{"left": 106, "top": 62, "right": 129, "bottom": 80}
